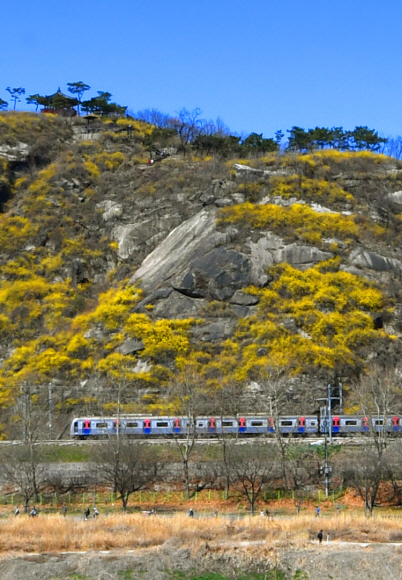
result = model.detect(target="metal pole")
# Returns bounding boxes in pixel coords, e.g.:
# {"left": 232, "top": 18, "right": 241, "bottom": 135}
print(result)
{"left": 324, "top": 428, "right": 329, "bottom": 498}
{"left": 48, "top": 382, "right": 53, "bottom": 440}
{"left": 328, "top": 383, "right": 332, "bottom": 444}
{"left": 22, "top": 380, "right": 28, "bottom": 441}
{"left": 339, "top": 383, "right": 343, "bottom": 415}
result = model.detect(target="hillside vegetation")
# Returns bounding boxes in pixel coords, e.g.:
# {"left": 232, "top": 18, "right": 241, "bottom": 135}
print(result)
{"left": 0, "top": 112, "right": 401, "bottom": 438}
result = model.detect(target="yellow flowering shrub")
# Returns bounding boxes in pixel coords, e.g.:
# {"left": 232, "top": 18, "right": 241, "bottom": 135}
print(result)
{"left": 212, "top": 261, "right": 392, "bottom": 378}
{"left": 219, "top": 202, "right": 359, "bottom": 244}
{"left": 269, "top": 175, "right": 354, "bottom": 204}
{"left": 73, "top": 285, "right": 143, "bottom": 331}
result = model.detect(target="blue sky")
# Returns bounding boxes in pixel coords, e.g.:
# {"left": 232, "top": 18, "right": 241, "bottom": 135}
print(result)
{"left": 1, "top": 0, "right": 401, "bottom": 138}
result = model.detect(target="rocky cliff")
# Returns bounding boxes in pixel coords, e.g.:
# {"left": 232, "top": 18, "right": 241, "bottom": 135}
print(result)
{"left": 0, "top": 112, "right": 401, "bottom": 437}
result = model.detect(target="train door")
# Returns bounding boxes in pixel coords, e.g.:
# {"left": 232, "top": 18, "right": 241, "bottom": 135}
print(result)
{"left": 238, "top": 417, "right": 246, "bottom": 434}
{"left": 332, "top": 416, "right": 340, "bottom": 434}
{"left": 363, "top": 416, "right": 369, "bottom": 432}
{"left": 174, "top": 417, "right": 181, "bottom": 434}
{"left": 268, "top": 417, "right": 275, "bottom": 433}
{"left": 298, "top": 416, "right": 305, "bottom": 434}
{"left": 83, "top": 419, "right": 91, "bottom": 436}
{"left": 392, "top": 416, "right": 399, "bottom": 432}
{"left": 143, "top": 418, "right": 151, "bottom": 435}
{"left": 208, "top": 417, "right": 216, "bottom": 434}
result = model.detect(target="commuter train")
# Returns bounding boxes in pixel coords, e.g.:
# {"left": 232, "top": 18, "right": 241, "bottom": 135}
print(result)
{"left": 70, "top": 414, "right": 402, "bottom": 439}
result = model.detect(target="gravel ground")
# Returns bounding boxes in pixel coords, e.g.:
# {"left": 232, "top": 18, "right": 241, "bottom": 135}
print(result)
{"left": 0, "top": 540, "right": 401, "bottom": 579}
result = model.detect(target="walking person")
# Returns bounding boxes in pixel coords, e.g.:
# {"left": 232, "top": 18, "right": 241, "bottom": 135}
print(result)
{"left": 30, "top": 506, "right": 37, "bottom": 517}
{"left": 93, "top": 506, "right": 99, "bottom": 518}
{"left": 317, "top": 530, "right": 323, "bottom": 545}
{"left": 84, "top": 507, "right": 90, "bottom": 520}
{"left": 14, "top": 506, "right": 19, "bottom": 516}
{"left": 315, "top": 506, "right": 320, "bottom": 517}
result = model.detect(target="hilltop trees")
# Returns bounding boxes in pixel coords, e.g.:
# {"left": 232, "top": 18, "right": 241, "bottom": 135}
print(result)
{"left": 67, "top": 81, "right": 90, "bottom": 115}
{"left": 287, "top": 125, "right": 386, "bottom": 152}
{"left": 0, "top": 98, "right": 7, "bottom": 111}
{"left": 82, "top": 91, "right": 127, "bottom": 116}
{"left": 6, "top": 87, "right": 25, "bottom": 110}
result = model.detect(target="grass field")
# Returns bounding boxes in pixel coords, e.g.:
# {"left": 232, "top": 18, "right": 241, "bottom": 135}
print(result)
{"left": 0, "top": 512, "right": 401, "bottom": 553}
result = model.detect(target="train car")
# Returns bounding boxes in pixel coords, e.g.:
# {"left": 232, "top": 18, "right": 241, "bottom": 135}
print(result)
{"left": 320, "top": 415, "right": 402, "bottom": 435}
{"left": 70, "top": 414, "right": 399, "bottom": 439}
{"left": 278, "top": 416, "right": 319, "bottom": 435}
{"left": 70, "top": 417, "right": 117, "bottom": 438}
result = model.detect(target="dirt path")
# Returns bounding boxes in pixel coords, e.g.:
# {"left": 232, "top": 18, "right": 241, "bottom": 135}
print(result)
{"left": 0, "top": 540, "right": 401, "bottom": 580}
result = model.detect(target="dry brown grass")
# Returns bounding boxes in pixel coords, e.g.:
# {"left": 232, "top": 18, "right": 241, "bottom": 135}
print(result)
{"left": 0, "top": 512, "right": 401, "bottom": 554}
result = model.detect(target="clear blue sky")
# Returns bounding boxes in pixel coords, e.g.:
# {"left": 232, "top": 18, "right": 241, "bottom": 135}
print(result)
{"left": 1, "top": 0, "right": 401, "bottom": 138}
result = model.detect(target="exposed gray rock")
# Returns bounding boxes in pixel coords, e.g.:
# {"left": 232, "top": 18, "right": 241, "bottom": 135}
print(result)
{"left": 199, "top": 191, "right": 216, "bottom": 205}
{"left": 116, "top": 338, "right": 145, "bottom": 355}
{"left": 248, "top": 233, "right": 282, "bottom": 285}
{"left": 96, "top": 200, "right": 123, "bottom": 220}
{"left": 0, "top": 142, "right": 29, "bottom": 161}
{"left": 215, "top": 197, "right": 235, "bottom": 207}
{"left": 113, "top": 219, "right": 175, "bottom": 260}
{"left": 152, "top": 291, "right": 208, "bottom": 319}
{"left": 132, "top": 359, "right": 152, "bottom": 374}
{"left": 130, "top": 208, "right": 235, "bottom": 292}
{"left": 274, "top": 244, "right": 333, "bottom": 266}
{"left": 349, "top": 248, "right": 402, "bottom": 273}
{"left": 389, "top": 190, "right": 402, "bottom": 204}
{"left": 191, "top": 319, "right": 237, "bottom": 342}
{"left": 230, "top": 290, "right": 260, "bottom": 306}
{"left": 135, "top": 287, "right": 173, "bottom": 311}
{"left": 231, "top": 193, "right": 246, "bottom": 204}
{"left": 179, "top": 246, "right": 251, "bottom": 300}
{"left": 230, "top": 304, "right": 256, "bottom": 318}
{"left": 233, "top": 163, "right": 264, "bottom": 175}
{"left": 84, "top": 327, "right": 105, "bottom": 341}
{"left": 233, "top": 163, "right": 288, "bottom": 177}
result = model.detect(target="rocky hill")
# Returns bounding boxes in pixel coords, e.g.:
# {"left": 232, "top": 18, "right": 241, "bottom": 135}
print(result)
{"left": 0, "top": 112, "right": 401, "bottom": 437}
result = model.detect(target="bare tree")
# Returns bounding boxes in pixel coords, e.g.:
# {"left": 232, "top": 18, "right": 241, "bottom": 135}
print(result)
{"left": 210, "top": 380, "right": 245, "bottom": 499}
{"left": 253, "top": 366, "right": 295, "bottom": 487}
{"left": 167, "top": 366, "right": 208, "bottom": 499}
{"left": 342, "top": 364, "right": 402, "bottom": 515}
{"left": 93, "top": 437, "right": 157, "bottom": 511}
{"left": 171, "top": 108, "right": 203, "bottom": 153}
{"left": 341, "top": 446, "right": 389, "bottom": 516}
{"left": 229, "top": 444, "right": 277, "bottom": 515}
{"left": 283, "top": 446, "right": 320, "bottom": 513}
{"left": 351, "top": 364, "right": 402, "bottom": 455}
{"left": 1, "top": 444, "right": 45, "bottom": 512}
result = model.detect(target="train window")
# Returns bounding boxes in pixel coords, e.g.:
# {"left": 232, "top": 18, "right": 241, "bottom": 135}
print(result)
{"left": 74, "top": 422, "right": 78, "bottom": 433}
{"left": 156, "top": 421, "right": 169, "bottom": 428}
{"left": 345, "top": 420, "right": 357, "bottom": 426}
{"left": 280, "top": 420, "right": 293, "bottom": 427}
{"left": 126, "top": 422, "right": 139, "bottom": 428}
{"left": 96, "top": 422, "right": 108, "bottom": 428}
{"left": 251, "top": 421, "right": 263, "bottom": 427}
{"left": 310, "top": 421, "right": 316, "bottom": 426}
{"left": 374, "top": 419, "right": 383, "bottom": 426}
{"left": 222, "top": 421, "right": 235, "bottom": 427}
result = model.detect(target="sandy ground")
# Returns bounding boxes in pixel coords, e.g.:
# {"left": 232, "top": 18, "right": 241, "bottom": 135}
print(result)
{"left": 0, "top": 539, "right": 401, "bottom": 580}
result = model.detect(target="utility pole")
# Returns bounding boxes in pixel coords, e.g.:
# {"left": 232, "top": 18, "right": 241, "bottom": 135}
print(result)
{"left": 320, "top": 418, "right": 332, "bottom": 498}
{"left": 328, "top": 383, "right": 333, "bottom": 444}
{"left": 22, "top": 380, "right": 28, "bottom": 441}
{"left": 48, "top": 382, "right": 53, "bottom": 440}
